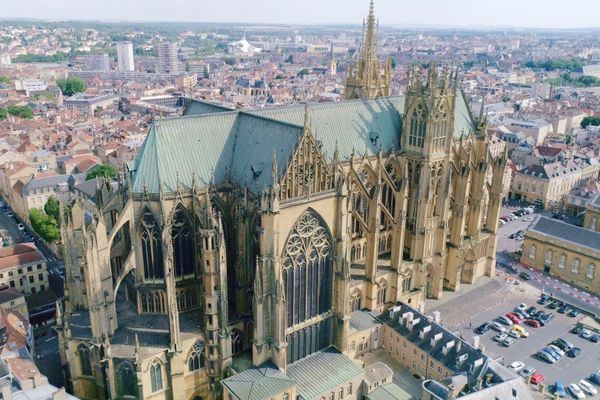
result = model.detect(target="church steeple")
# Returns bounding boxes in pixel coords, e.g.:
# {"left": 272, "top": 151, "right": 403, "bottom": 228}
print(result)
{"left": 344, "top": 0, "right": 391, "bottom": 100}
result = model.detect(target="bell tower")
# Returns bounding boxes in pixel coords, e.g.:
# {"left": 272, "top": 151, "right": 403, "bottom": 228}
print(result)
{"left": 344, "top": 0, "right": 392, "bottom": 100}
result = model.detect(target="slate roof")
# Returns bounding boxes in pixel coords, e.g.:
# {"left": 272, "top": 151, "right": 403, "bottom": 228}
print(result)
{"left": 132, "top": 94, "right": 476, "bottom": 194}
{"left": 365, "top": 383, "right": 415, "bottom": 400}
{"left": 350, "top": 309, "right": 381, "bottom": 332}
{"left": 221, "top": 363, "right": 295, "bottom": 400}
{"left": 527, "top": 216, "right": 600, "bottom": 253}
{"left": 287, "top": 347, "right": 364, "bottom": 400}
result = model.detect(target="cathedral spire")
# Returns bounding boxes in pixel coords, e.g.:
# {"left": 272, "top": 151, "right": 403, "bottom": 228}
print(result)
{"left": 363, "top": 0, "right": 377, "bottom": 62}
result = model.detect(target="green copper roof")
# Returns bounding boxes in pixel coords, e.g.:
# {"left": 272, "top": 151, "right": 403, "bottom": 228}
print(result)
{"left": 365, "top": 383, "right": 416, "bottom": 400}
{"left": 287, "top": 347, "right": 364, "bottom": 400}
{"left": 454, "top": 91, "right": 476, "bottom": 139}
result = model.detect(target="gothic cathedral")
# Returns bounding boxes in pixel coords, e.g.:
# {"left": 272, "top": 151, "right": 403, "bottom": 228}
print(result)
{"left": 57, "top": 2, "right": 505, "bottom": 399}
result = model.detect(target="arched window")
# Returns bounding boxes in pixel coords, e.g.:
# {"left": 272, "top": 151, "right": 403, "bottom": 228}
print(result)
{"left": 282, "top": 210, "right": 333, "bottom": 328}
{"left": 558, "top": 254, "right": 566, "bottom": 269}
{"left": 117, "top": 361, "right": 137, "bottom": 397}
{"left": 350, "top": 246, "right": 356, "bottom": 262}
{"left": 150, "top": 360, "right": 163, "bottom": 392}
{"left": 176, "top": 287, "right": 197, "bottom": 312}
{"left": 433, "top": 107, "right": 447, "bottom": 149}
{"left": 587, "top": 263, "right": 596, "bottom": 279}
{"left": 402, "top": 275, "right": 412, "bottom": 293}
{"left": 377, "top": 280, "right": 387, "bottom": 305}
{"left": 544, "top": 250, "right": 553, "bottom": 265}
{"left": 409, "top": 104, "right": 427, "bottom": 148}
{"left": 528, "top": 245, "right": 536, "bottom": 259}
{"left": 572, "top": 258, "right": 581, "bottom": 274}
{"left": 78, "top": 344, "right": 92, "bottom": 376}
{"left": 232, "top": 329, "right": 244, "bottom": 354}
{"left": 350, "top": 289, "right": 362, "bottom": 312}
{"left": 171, "top": 205, "right": 194, "bottom": 277}
{"left": 187, "top": 341, "right": 205, "bottom": 372}
{"left": 140, "top": 209, "right": 164, "bottom": 280}
{"left": 141, "top": 290, "right": 166, "bottom": 314}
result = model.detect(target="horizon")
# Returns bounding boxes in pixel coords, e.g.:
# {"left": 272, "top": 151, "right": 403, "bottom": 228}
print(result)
{"left": 2, "top": 0, "right": 599, "bottom": 30}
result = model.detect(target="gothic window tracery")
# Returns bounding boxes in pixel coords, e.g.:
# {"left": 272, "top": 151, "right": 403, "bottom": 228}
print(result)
{"left": 433, "top": 106, "right": 448, "bottom": 149}
{"left": 117, "top": 361, "right": 137, "bottom": 397}
{"left": 350, "top": 289, "right": 362, "bottom": 312}
{"left": 140, "top": 209, "right": 164, "bottom": 280}
{"left": 377, "top": 279, "right": 387, "bottom": 305}
{"left": 350, "top": 182, "right": 368, "bottom": 236}
{"left": 171, "top": 204, "right": 194, "bottom": 278}
{"left": 232, "top": 329, "right": 244, "bottom": 354}
{"left": 176, "top": 287, "right": 198, "bottom": 311}
{"left": 141, "top": 289, "right": 166, "bottom": 314}
{"left": 282, "top": 210, "right": 333, "bottom": 328}
{"left": 409, "top": 104, "right": 427, "bottom": 148}
{"left": 187, "top": 341, "right": 205, "bottom": 372}
{"left": 150, "top": 360, "right": 163, "bottom": 392}
{"left": 78, "top": 344, "right": 92, "bottom": 376}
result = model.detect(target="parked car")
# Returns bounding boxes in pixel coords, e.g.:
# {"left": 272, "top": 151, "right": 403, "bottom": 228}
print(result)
{"left": 519, "top": 272, "right": 531, "bottom": 280}
{"left": 553, "top": 382, "right": 567, "bottom": 398}
{"left": 539, "top": 313, "right": 554, "bottom": 325}
{"left": 509, "top": 361, "right": 525, "bottom": 373}
{"left": 514, "top": 310, "right": 528, "bottom": 320}
{"left": 502, "top": 336, "right": 518, "bottom": 347}
{"left": 568, "top": 309, "right": 580, "bottom": 318}
{"left": 537, "top": 351, "right": 556, "bottom": 364}
{"left": 511, "top": 325, "right": 529, "bottom": 338}
{"left": 515, "top": 303, "right": 527, "bottom": 312}
{"left": 589, "top": 373, "right": 600, "bottom": 386}
{"left": 495, "top": 316, "right": 513, "bottom": 326}
{"left": 548, "top": 300, "right": 559, "bottom": 309}
{"left": 567, "top": 347, "right": 582, "bottom": 358}
{"left": 553, "top": 338, "right": 574, "bottom": 351}
{"left": 590, "top": 334, "right": 599, "bottom": 343}
{"left": 558, "top": 304, "right": 571, "bottom": 314}
{"left": 506, "top": 312, "right": 523, "bottom": 324}
{"left": 526, "top": 306, "right": 537, "bottom": 315}
{"left": 580, "top": 329, "right": 592, "bottom": 339}
{"left": 571, "top": 326, "right": 584, "bottom": 335}
{"left": 579, "top": 379, "right": 598, "bottom": 396}
{"left": 543, "top": 347, "right": 561, "bottom": 360}
{"left": 493, "top": 332, "right": 508, "bottom": 342}
{"left": 491, "top": 322, "right": 506, "bottom": 333}
{"left": 474, "top": 323, "right": 491, "bottom": 334}
{"left": 531, "top": 373, "right": 546, "bottom": 385}
{"left": 520, "top": 366, "right": 536, "bottom": 378}
{"left": 548, "top": 344, "right": 565, "bottom": 357}
{"left": 525, "top": 319, "right": 541, "bottom": 328}
{"left": 568, "top": 383, "right": 585, "bottom": 399}
{"left": 538, "top": 295, "right": 550, "bottom": 305}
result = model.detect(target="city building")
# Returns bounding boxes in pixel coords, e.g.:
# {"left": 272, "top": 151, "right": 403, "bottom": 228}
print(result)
{"left": 82, "top": 53, "right": 110, "bottom": 71}
{"left": 56, "top": 3, "right": 505, "bottom": 399}
{"left": 14, "top": 79, "right": 47, "bottom": 96}
{"left": 0, "top": 287, "right": 28, "bottom": 318}
{"left": 0, "top": 244, "right": 48, "bottom": 295}
{"left": 63, "top": 93, "right": 119, "bottom": 115}
{"left": 227, "top": 36, "right": 262, "bottom": 56}
{"left": 116, "top": 41, "right": 135, "bottom": 72}
{"left": 175, "top": 73, "right": 198, "bottom": 91}
{"left": 584, "top": 193, "right": 600, "bottom": 231}
{"left": 522, "top": 215, "right": 599, "bottom": 295}
{"left": 156, "top": 42, "right": 179, "bottom": 74}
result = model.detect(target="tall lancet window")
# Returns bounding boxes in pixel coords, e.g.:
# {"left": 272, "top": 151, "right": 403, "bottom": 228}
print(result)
{"left": 140, "top": 209, "right": 164, "bottom": 280}
{"left": 409, "top": 104, "right": 427, "bottom": 148}
{"left": 171, "top": 204, "right": 194, "bottom": 278}
{"left": 282, "top": 210, "right": 333, "bottom": 328}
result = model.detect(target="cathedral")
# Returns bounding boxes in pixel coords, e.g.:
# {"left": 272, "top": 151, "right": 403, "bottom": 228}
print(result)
{"left": 57, "top": 2, "right": 506, "bottom": 399}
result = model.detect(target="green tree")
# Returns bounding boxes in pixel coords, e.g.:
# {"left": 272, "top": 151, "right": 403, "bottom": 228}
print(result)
{"left": 0, "top": 108, "right": 6, "bottom": 121}
{"left": 86, "top": 163, "right": 117, "bottom": 181}
{"left": 0, "top": 76, "right": 10, "bottom": 85}
{"left": 56, "top": 77, "right": 87, "bottom": 97}
{"left": 29, "top": 208, "right": 60, "bottom": 243}
{"left": 6, "top": 105, "right": 33, "bottom": 119}
{"left": 581, "top": 116, "right": 600, "bottom": 128}
{"left": 44, "top": 197, "right": 60, "bottom": 225}
{"left": 297, "top": 68, "right": 310, "bottom": 77}
{"left": 390, "top": 57, "right": 398, "bottom": 69}
{"left": 223, "top": 57, "right": 235, "bottom": 66}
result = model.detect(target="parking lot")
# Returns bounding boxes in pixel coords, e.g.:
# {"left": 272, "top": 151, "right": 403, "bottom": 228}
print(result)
{"left": 466, "top": 293, "right": 600, "bottom": 398}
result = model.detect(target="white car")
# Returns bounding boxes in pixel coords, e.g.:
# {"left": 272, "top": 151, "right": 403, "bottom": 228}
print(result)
{"left": 515, "top": 303, "right": 527, "bottom": 312}
{"left": 491, "top": 322, "right": 506, "bottom": 333}
{"left": 568, "top": 383, "right": 586, "bottom": 399}
{"left": 548, "top": 344, "right": 565, "bottom": 357}
{"left": 494, "top": 332, "right": 508, "bottom": 342}
{"left": 580, "top": 329, "right": 592, "bottom": 339}
{"left": 508, "top": 361, "right": 524, "bottom": 373}
{"left": 579, "top": 380, "right": 597, "bottom": 396}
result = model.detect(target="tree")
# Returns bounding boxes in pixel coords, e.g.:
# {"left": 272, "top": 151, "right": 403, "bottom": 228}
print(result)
{"left": 0, "top": 108, "right": 6, "bottom": 121}
{"left": 390, "top": 57, "right": 398, "bottom": 70}
{"left": 29, "top": 208, "right": 60, "bottom": 243}
{"left": 581, "top": 116, "right": 600, "bottom": 128}
{"left": 297, "top": 68, "right": 310, "bottom": 77}
{"left": 6, "top": 105, "right": 33, "bottom": 119}
{"left": 56, "top": 77, "right": 86, "bottom": 97}
{"left": 223, "top": 57, "right": 235, "bottom": 66}
{"left": 44, "top": 197, "right": 60, "bottom": 225}
{"left": 0, "top": 76, "right": 10, "bottom": 85}
{"left": 86, "top": 163, "right": 117, "bottom": 181}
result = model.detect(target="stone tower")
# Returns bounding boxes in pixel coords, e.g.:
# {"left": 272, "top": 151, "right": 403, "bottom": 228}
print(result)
{"left": 344, "top": 0, "right": 392, "bottom": 100}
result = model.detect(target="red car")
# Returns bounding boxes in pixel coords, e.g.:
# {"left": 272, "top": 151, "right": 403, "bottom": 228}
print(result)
{"left": 530, "top": 373, "right": 545, "bottom": 385}
{"left": 506, "top": 312, "right": 523, "bottom": 324}
{"left": 525, "top": 319, "right": 541, "bottom": 328}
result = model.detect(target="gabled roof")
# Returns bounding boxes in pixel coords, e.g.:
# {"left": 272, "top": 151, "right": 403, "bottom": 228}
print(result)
{"left": 527, "top": 216, "right": 600, "bottom": 253}
{"left": 221, "top": 363, "right": 295, "bottom": 400}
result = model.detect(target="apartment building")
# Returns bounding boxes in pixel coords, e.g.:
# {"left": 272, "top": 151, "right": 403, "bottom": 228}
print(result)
{"left": 0, "top": 244, "right": 48, "bottom": 295}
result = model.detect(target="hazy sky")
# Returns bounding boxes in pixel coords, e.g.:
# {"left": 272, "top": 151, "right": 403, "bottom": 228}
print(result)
{"left": 3, "top": 0, "right": 599, "bottom": 29}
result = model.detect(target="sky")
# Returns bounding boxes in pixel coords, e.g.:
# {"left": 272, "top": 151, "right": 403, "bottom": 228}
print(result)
{"left": 2, "top": 0, "right": 599, "bottom": 29}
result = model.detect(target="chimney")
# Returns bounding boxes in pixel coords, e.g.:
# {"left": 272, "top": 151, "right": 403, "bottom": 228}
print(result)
{"left": 419, "top": 325, "right": 432, "bottom": 339}
{"left": 456, "top": 341, "right": 462, "bottom": 352}
{"left": 432, "top": 311, "right": 441, "bottom": 324}
{"left": 472, "top": 335, "right": 480, "bottom": 349}
{"left": 52, "top": 388, "right": 67, "bottom": 400}
{"left": 402, "top": 311, "right": 414, "bottom": 327}
{"left": 1, "top": 384, "right": 11, "bottom": 400}
{"left": 430, "top": 332, "right": 443, "bottom": 347}
{"left": 408, "top": 317, "right": 421, "bottom": 331}
{"left": 442, "top": 340, "right": 455, "bottom": 356}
